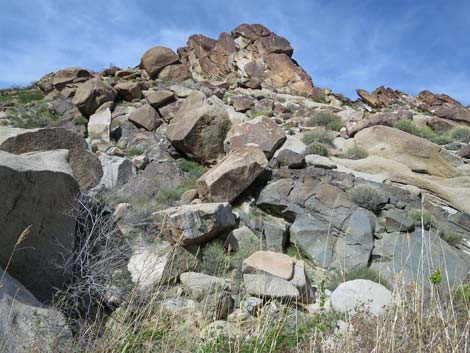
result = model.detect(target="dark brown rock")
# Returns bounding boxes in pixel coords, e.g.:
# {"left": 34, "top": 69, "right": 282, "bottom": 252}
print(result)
{"left": 141, "top": 46, "right": 179, "bottom": 78}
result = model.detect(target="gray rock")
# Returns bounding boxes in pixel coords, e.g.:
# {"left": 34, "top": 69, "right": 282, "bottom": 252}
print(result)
{"left": 371, "top": 230, "right": 470, "bottom": 290}
{"left": 180, "top": 272, "right": 230, "bottom": 300}
{"left": 0, "top": 267, "right": 72, "bottom": 353}
{"left": 0, "top": 127, "right": 103, "bottom": 189}
{"left": 263, "top": 216, "right": 289, "bottom": 251}
{"left": 305, "top": 154, "right": 337, "bottom": 169}
{"left": 275, "top": 149, "right": 305, "bottom": 169}
{"left": 224, "top": 225, "right": 260, "bottom": 252}
{"left": 243, "top": 273, "right": 299, "bottom": 301}
{"left": 155, "top": 202, "right": 237, "bottom": 246}
{"left": 0, "top": 150, "right": 79, "bottom": 301}
{"left": 331, "top": 279, "right": 392, "bottom": 315}
{"left": 273, "top": 135, "right": 308, "bottom": 157}
{"left": 98, "top": 154, "right": 136, "bottom": 189}
{"left": 384, "top": 208, "right": 415, "bottom": 232}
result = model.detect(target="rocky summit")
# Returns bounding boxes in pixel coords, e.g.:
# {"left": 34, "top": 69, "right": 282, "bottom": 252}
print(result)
{"left": 0, "top": 23, "right": 469, "bottom": 353}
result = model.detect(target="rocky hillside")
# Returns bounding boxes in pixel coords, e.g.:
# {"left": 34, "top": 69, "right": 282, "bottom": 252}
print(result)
{"left": 0, "top": 24, "right": 469, "bottom": 353}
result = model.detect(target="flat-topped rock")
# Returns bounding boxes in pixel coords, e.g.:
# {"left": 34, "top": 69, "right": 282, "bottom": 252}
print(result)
{"left": 242, "top": 250, "right": 295, "bottom": 280}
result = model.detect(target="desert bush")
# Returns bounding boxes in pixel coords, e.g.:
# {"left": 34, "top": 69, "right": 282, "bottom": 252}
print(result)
{"left": 10, "top": 104, "right": 59, "bottom": 128}
{"left": 301, "top": 130, "right": 333, "bottom": 145}
{"left": 201, "top": 241, "right": 228, "bottom": 276}
{"left": 305, "top": 111, "right": 343, "bottom": 131}
{"left": 449, "top": 126, "right": 470, "bottom": 143}
{"left": 57, "top": 194, "right": 132, "bottom": 323}
{"left": 347, "top": 185, "right": 384, "bottom": 212}
{"left": 306, "top": 142, "right": 328, "bottom": 156}
{"left": 393, "top": 119, "right": 453, "bottom": 145}
{"left": 409, "top": 207, "right": 433, "bottom": 227}
{"left": 439, "top": 231, "right": 463, "bottom": 246}
{"left": 125, "top": 146, "right": 144, "bottom": 157}
{"left": 340, "top": 145, "right": 368, "bottom": 159}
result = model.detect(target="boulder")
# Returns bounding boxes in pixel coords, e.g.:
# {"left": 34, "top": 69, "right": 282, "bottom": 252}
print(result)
{"left": 197, "top": 146, "right": 268, "bottom": 202}
{"left": 128, "top": 104, "right": 161, "bottom": 131}
{"left": 128, "top": 243, "right": 199, "bottom": 290}
{"left": 0, "top": 127, "right": 103, "bottom": 189}
{"left": 49, "top": 67, "right": 92, "bottom": 90}
{"left": 384, "top": 208, "right": 415, "bottom": 232}
{"left": 371, "top": 230, "right": 470, "bottom": 290}
{"left": 242, "top": 251, "right": 295, "bottom": 280}
{"left": 72, "top": 78, "right": 117, "bottom": 116}
{"left": 88, "top": 108, "right": 111, "bottom": 142}
{"left": 224, "top": 225, "right": 260, "bottom": 252}
{"left": 97, "top": 154, "right": 136, "bottom": 189}
{"left": 158, "top": 63, "right": 190, "bottom": 81}
{"left": 305, "top": 154, "right": 336, "bottom": 169}
{"left": 230, "top": 96, "right": 255, "bottom": 112}
{"left": 140, "top": 46, "right": 179, "bottom": 78}
{"left": 180, "top": 272, "right": 230, "bottom": 300}
{"left": 145, "top": 90, "right": 175, "bottom": 108}
{"left": 0, "top": 150, "right": 79, "bottom": 301}
{"left": 166, "top": 91, "right": 231, "bottom": 163}
{"left": 114, "top": 82, "right": 141, "bottom": 101}
{"left": 331, "top": 279, "right": 392, "bottom": 315}
{"left": 0, "top": 267, "right": 72, "bottom": 352}
{"left": 262, "top": 215, "right": 289, "bottom": 251}
{"left": 273, "top": 135, "right": 308, "bottom": 157}
{"left": 275, "top": 149, "right": 305, "bottom": 169}
{"left": 243, "top": 274, "right": 299, "bottom": 301}
{"left": 155, "top": 202, "right": 237, "bottom": 246}
{"left": 224, "top": 117, "right": 286, "bottom": 158}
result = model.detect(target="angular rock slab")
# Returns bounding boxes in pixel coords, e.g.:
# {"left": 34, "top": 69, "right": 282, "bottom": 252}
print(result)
{"left": 155, "top": 202, "right": 237, "bottom": 246}
{"left": 180, "top": 272, "right": 230, "bottom": 300}
{"left": 197, "top": 145, "right": 268, "bottom": 202}
{"left": 243, "top": 273, "right": 299, "bottom": 301}
{"left": 242, "top": 250, "right": 294, "bottom": 280}
{"left": 331, "top": 279, "right": 392, "bottom": 315}
{"left": 97, "top": 154, "right": 136, "bottom": 189}
{"left": 0, "top": 127, "right": 103, "bottom": 189}
{"left": 224, "top": 117, "right": 286, "bottom": 158}
{"left": 88, "top": 108, "right": 112, "bottom": 142}
{"left": 128, "top": 243, "right": 199, "bottom": 290}
{"left": 371, "top": 230, "right": 470, "bottom": 290}
{"left": 0, "top": 267, "right": 72, "bottom": 353}
{"left": 72, "top": 77, "right": 117, "bottom": 116}
{"left": 128, "top": 104, "right": 161, "bottom": 131}
{"left": 0, "top": 150, "right": 79, "bottom": 301}
{"left": 166, "top": 91, "right": 231, "bottom": 163}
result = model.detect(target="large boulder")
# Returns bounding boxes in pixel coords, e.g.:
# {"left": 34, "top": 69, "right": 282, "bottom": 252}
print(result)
{"left": 0, "top": 150, "right": 79, "bottom": 301}
{"left": 114, "top": 82, "right": 142, "bottom": 101}
{"left": 242, "top": 251, "right": 314, "bottom": 303}
{"left": 331, "top": 279, "right": 392, "bottom": 315}
{"left": 128, "top": 104, "right": 161, "bottom": 131}
{"left": 0, "top": 127, "right": 103, "bottom": 189}
{"left": 155, "top": 203, "right": 237, "bottom": 246}
{"left": 224, "top": 117, "right": 286, "bottom": 158}
{"left": 371, "top": 230, "right": 470, "bottom": 290}
{"left": 72, "top": 78, "right": 117, "bottom": 116}
{"left": 140, "top": 46, "right": 180, "bottom": 78}
{"left": 197, "top": 146, "right": 268, "bottom": 202}
{"left": 0, "top": 267, "right": 72, "bottom": 352}
{"left": 50, "top": 67, "right": 92, "bottom": 91}
{"left": 166, "top": 91, "right": 231, "bottom": 163}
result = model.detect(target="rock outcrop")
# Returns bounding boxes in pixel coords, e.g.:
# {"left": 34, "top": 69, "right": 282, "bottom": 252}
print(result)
{"left": 0, "top": 150, "right": 79, "bottom": 301}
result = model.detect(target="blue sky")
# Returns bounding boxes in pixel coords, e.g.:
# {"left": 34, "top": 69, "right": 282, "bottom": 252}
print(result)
{"left": 1, "top": 0, "right": 469, "bottom": 104}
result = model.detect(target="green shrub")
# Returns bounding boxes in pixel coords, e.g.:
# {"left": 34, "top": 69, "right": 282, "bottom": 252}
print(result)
{"left": 306, "top": 142, "right": 328, "bottom": 156}
{"left": 301, "top": 130, "right": 333, "bottom": 146}
{"left": 449, "top": 127, "right": 470, "bottom": 143}
{"left": 347, "top": 185, "right": 383, "bottom": 212}
{"left": 345, "top": 267, "right": 390, "bottom": 288}
{"left": 126, "top": 146, "right": 144, "bottom": 157}
{"left": 17, "top": 88, "right": 45, "bottom": 103}
{"left": 453, "top": 284, "right": 470, "bottom": 305}
{"left": 305, "top": 111, "right": 343, "bottom": 131}
{"left": 201, "top": 241, "right": 228, "bottom": 276}
{"left": 10, "top": 104, "right": 59, "bottom": 128}
{"left": 409, "top": 208, "right": 433, "bottom": 227}
{"left": 393, "top": 120, "right": 453, "bottom": 145}
{"left": 178, "top": 159, "right": 205, "bottom": 180}
{"left": 73, "top": 115, "right": 88, "bottom": 126}
{"left": 340, "top": 145, "right": 368, "bottom": 160}
{"left": 440, "top": 231, "right": 463, "bottom": 246}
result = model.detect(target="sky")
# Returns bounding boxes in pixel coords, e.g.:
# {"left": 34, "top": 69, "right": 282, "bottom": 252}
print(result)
{"left": 1, "top": 0, "right": 469, "bottom": 104}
